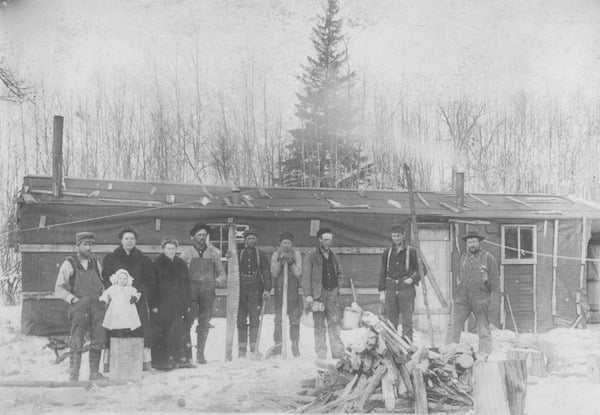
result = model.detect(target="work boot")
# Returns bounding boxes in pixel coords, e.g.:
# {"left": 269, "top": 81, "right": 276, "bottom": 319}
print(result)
{"left": 266, "top": 343, "right": 282, "bottom": 358}
{"left": 89, "top": 349, "right": 108, "bottom": 380}
{"left": 103, "top": 349, "right": 110, "bottom": 373}
{"left": 292, "top": 341, "right": 300, "bottom": 357}
{"left": 249, "top": 343, "right": 257, "bottom": 354}
{"left": 176, "top": 358, "right": 196, "bottom": 369}
{"left": 290, "top": 325, "right": 300, "bottom": 357}
{"left": 69, "top": 351, "right": 82, "bottom": 382}
{"left": 239, "top": 343, "right": 247, "bottom": 358}
{"left": 196, "top": 331, "right": 208, "bottom": 364}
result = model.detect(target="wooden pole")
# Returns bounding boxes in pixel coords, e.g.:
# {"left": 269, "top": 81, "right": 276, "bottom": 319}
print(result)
{"left": 225, "top": 222, "right": 240, "bottom": 361}
{"left": 455, "top": 171, "right": 465, "bottom": 209}
{"left": 403, "top": 163, "right": 434, "bottom": 347}
{"left": 282, "top": 262, "right": 289, "bottom": 359}
{"left": 552, "top": 220, "right": 559, "bottom": 316}
{"left": 52, "top": 115, "right": 64, "bottom": 198}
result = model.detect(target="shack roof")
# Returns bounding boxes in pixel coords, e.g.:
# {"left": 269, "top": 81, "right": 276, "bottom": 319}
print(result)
{"left": 19, "top": 175, "right": 600, "bottom": 220}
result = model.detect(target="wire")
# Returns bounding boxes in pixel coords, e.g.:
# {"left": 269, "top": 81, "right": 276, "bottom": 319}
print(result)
{"left": 482, "top": 238, "right": 597, "bottom": 263}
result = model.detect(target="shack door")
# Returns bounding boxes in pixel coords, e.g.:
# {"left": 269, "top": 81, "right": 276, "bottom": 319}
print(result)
{"left": 414, "top": 227, "right": 452, "bottom": 332}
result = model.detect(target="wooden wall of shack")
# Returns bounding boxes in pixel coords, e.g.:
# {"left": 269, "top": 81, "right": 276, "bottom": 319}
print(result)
{"left": 17, "top": 187, "right": 589, "bottom": 336}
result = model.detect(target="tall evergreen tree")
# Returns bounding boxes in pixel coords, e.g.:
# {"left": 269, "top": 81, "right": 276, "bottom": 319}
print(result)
{"left": 282, "top": 0, "right": 364, "bottom": 188}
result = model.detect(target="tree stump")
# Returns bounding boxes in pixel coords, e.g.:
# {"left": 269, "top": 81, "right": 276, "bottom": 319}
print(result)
{"left": 506, "top": 348, "right": 547, "bottom": 377}
{"left": 473, "top": 359, "right": 527, "bottom": 415}
{"left": 586, "top": 354, "right": 600, "bottom": 384}
{"left": 109, "top": 337, "right": 143, "bottom": 381}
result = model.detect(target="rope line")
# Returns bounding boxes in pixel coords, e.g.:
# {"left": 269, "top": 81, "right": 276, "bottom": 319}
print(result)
{"left": 482, "top": 238, "right": 597, "bottom": 263}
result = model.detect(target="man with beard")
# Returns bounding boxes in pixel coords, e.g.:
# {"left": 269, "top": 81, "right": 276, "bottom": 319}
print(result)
{"left": 102, "top": 226, "right": 157, "bottom": 371}
{"left": 55, "top": 232, "right": 106, "bottom": 381}
{"left": 446, "top": 230, "right": 499, "bottom": 357}
{"left": 236, "top": 229, "right": 271, "bottom": 358}
{"left": 302, "top": 227, "right": 345, "bottom": 359}
{"left": 181, "top": 223, "right": 226, "bottom": 364}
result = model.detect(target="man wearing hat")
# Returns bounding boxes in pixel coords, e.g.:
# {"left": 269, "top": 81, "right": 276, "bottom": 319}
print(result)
{"left": 302, "top": 227, "right": 345, "bottom": 359}
{"left": 446, "top": 229, "right": 499, "bottom": 357}
{"left": 181, "top": 223, "right": 226, "bottom": 364}
{"left": 378, "top": 224, "right": 423, "bottom": 342}
{"left": 236, "top": 229, "right": 271, "bottom": 357}
{"left": 55, "top": 232, "right": 107, "bottom": 381}
{"left": 269, "top": 231, "right": 303, "bottom": 357}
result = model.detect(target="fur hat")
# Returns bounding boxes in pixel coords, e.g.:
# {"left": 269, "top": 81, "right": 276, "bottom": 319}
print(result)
{"left": 75, "top": 232, "right": 96, "bottom": 245}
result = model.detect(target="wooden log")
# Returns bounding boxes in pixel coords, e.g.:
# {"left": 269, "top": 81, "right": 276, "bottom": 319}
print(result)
{"left": 506, "top": 348, "right": 547, "bottom": 377}
{"left": 411, "top": 367, "right": 428, "bottom": 414}
{"left": 0, "top": 386, "right": 87, "bottom": 406}
{"left": 356, "top": 364, "right": 388, "bottom": 411}
{"left": 382, "top": 370, "right": 397, "bottom": 410}
{"left": 110, "top": 337, "right": 143, "bottom": 381}
{"left": 473, "top": 360, "right": 527, "bottom": 415}
{"left": 0, "top": 380, "right": 128, "bottom": 389}
{"left": 586, "top": 354, "right": 600, "bottom": 384}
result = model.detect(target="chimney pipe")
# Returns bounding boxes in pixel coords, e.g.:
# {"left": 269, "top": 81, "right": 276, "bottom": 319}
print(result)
{"left": 456, "top": 171, "right": 464, "bottom": 209}
{"left": 231, "top": 187, "right": 241, "bottom": 205}
{"left": 52, "top": 115, "right": 64, "bottom": 198}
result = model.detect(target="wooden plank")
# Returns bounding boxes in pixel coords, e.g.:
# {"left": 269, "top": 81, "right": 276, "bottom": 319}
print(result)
{"left": 468, "top": 194, "right": 491, "bottom": 206}
{"left": 506, "top": 196, "right": 533, "bottom": 209}
{"left": 411, "top": 367, "right": 428, "bottom": 414}
{"left": 552, "top": 220, "right": 559, "bottom": 316}
{"left": 439, "top": 202, "right": 460, "bottom": 213}
{"left": 416, "top": 192, "right": 430, "bottom": 207}
{"left": 533, "top": 263, "right": 537, "bottom": 333}
{"left": 19, "top": 244, "right": 387, "bottom": 255}
{"left": 0, "top": 380, "right": 129, "bottom": 389}
{"left": 0, "top": 386, "right": 87, "bottom": 406}
{"left": 225, "top": 224, "right": 240, "bottom": 361}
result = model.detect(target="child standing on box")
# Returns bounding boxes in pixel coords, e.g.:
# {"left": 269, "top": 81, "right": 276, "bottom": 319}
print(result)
{"left": 100, "top": 269, "right": 141, "bottom": 334}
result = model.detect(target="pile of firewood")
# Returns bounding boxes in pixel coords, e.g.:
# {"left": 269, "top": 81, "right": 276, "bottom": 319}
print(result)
{"left": 297, "top": 311, "right": 474, "bottom": 413}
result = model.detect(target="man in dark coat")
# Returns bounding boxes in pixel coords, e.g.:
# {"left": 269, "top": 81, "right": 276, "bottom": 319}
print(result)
{"left": 55, "top": 231, "right": 106, "bottom": 381}
{"left": 237, "top": 229, "right": 271, "bottom": 358}
{"left": 378, "top": 224, "right": 424, "bottom": 342}
{"left": 446, "top": 230, "right": 499, "bottom": 357}
{"left": 152, "top": 236, "right": 192, "bottom": 370}
{"left": 102, "top": 225, "right": 157, "bottom": 371}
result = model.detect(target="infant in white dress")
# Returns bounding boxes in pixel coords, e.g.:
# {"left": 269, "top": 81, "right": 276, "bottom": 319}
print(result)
{"left": 99, "top": 269, "right": 141, "bottom": 330}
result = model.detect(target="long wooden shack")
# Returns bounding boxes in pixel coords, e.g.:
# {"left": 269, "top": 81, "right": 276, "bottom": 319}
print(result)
{"left": 17, "top": 175, "right": 600, "bottom": 336}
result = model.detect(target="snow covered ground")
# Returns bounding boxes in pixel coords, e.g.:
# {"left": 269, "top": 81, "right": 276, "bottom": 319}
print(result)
{"left": 2, "top": 304, "right": 600, "bottom": 414}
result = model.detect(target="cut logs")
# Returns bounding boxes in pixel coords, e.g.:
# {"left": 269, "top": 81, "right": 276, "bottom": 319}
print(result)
{"left": 297, "top": 311, "right": 475, "bottom": 413}
{"left": 506, "top": 348, "right": 547, "bottom": 378}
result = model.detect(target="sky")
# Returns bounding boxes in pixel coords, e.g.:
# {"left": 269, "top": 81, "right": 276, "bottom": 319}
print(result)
{"left": 1, "top": 0, "right": 600, "bottom": 104}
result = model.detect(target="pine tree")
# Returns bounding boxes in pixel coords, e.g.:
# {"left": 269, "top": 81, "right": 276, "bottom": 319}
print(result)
{"left": 282, "top": 0, "right": 364, "bottom": 188}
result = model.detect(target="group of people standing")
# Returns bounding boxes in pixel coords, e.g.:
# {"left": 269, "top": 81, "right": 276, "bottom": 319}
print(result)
{"left": 55, "top": 220, "right": 499, "bottom": 382}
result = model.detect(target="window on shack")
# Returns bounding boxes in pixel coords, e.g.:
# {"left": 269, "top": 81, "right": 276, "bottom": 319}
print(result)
{"left": 207, "top": 223, "right": 249, "bottom": 262}
{"left": 501, "top": 225, "right": 536, "bottom": 264}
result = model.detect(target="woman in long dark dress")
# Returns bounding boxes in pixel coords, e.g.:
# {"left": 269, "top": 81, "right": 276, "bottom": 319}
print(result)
{"left": 101, "top": 226, "right": 156, "bottom": 371}
{"left": 151, "top": 237, "right": 193, "bottom": 370}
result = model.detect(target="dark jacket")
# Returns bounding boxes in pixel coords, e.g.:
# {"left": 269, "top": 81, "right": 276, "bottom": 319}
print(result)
{"left": 302, "top": 247, "right": 343, "bottom": 299}
{"left": 456, "top": 248, "right": 499, "bottom": 305}
{"left": 378, "top": 245, "right": 423, "bottom": 292}
{"left": 102, "top": 246, "right": 157, "bottom": 308}
{"left": 238, "top": 247, "right": 272, "bottom": 292}
{"left": 153, "top": 254, "right": 191, "bottom": 317}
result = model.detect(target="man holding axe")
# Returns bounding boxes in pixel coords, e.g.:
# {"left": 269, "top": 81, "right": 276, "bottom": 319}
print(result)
{"left": 269, "top": 231, "right": 303, "bottom": 357}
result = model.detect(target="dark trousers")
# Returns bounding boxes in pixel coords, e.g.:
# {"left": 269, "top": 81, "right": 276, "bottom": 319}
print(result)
{"left": 384, "top": 279, "right": 416, "bottom": 341}
{"left": 313, "top": 288, "right": 345, "bottom": 359}
{"left": 446, "top": 297, "right": 492, "bottom": 353}
{"left": 68, "top": 296, "right": 106, "bottom": 351}
{"left": 184, "top": 281, "right": 215, "bottom": 356}
{"left": 237, "top": 279, "right": 263, "bottom": 347}
{"left": 274, "top": 288, "right": 302, "bottom": 343}
{"left": 152, "top": 312, "right": 186, "bottom": 365}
